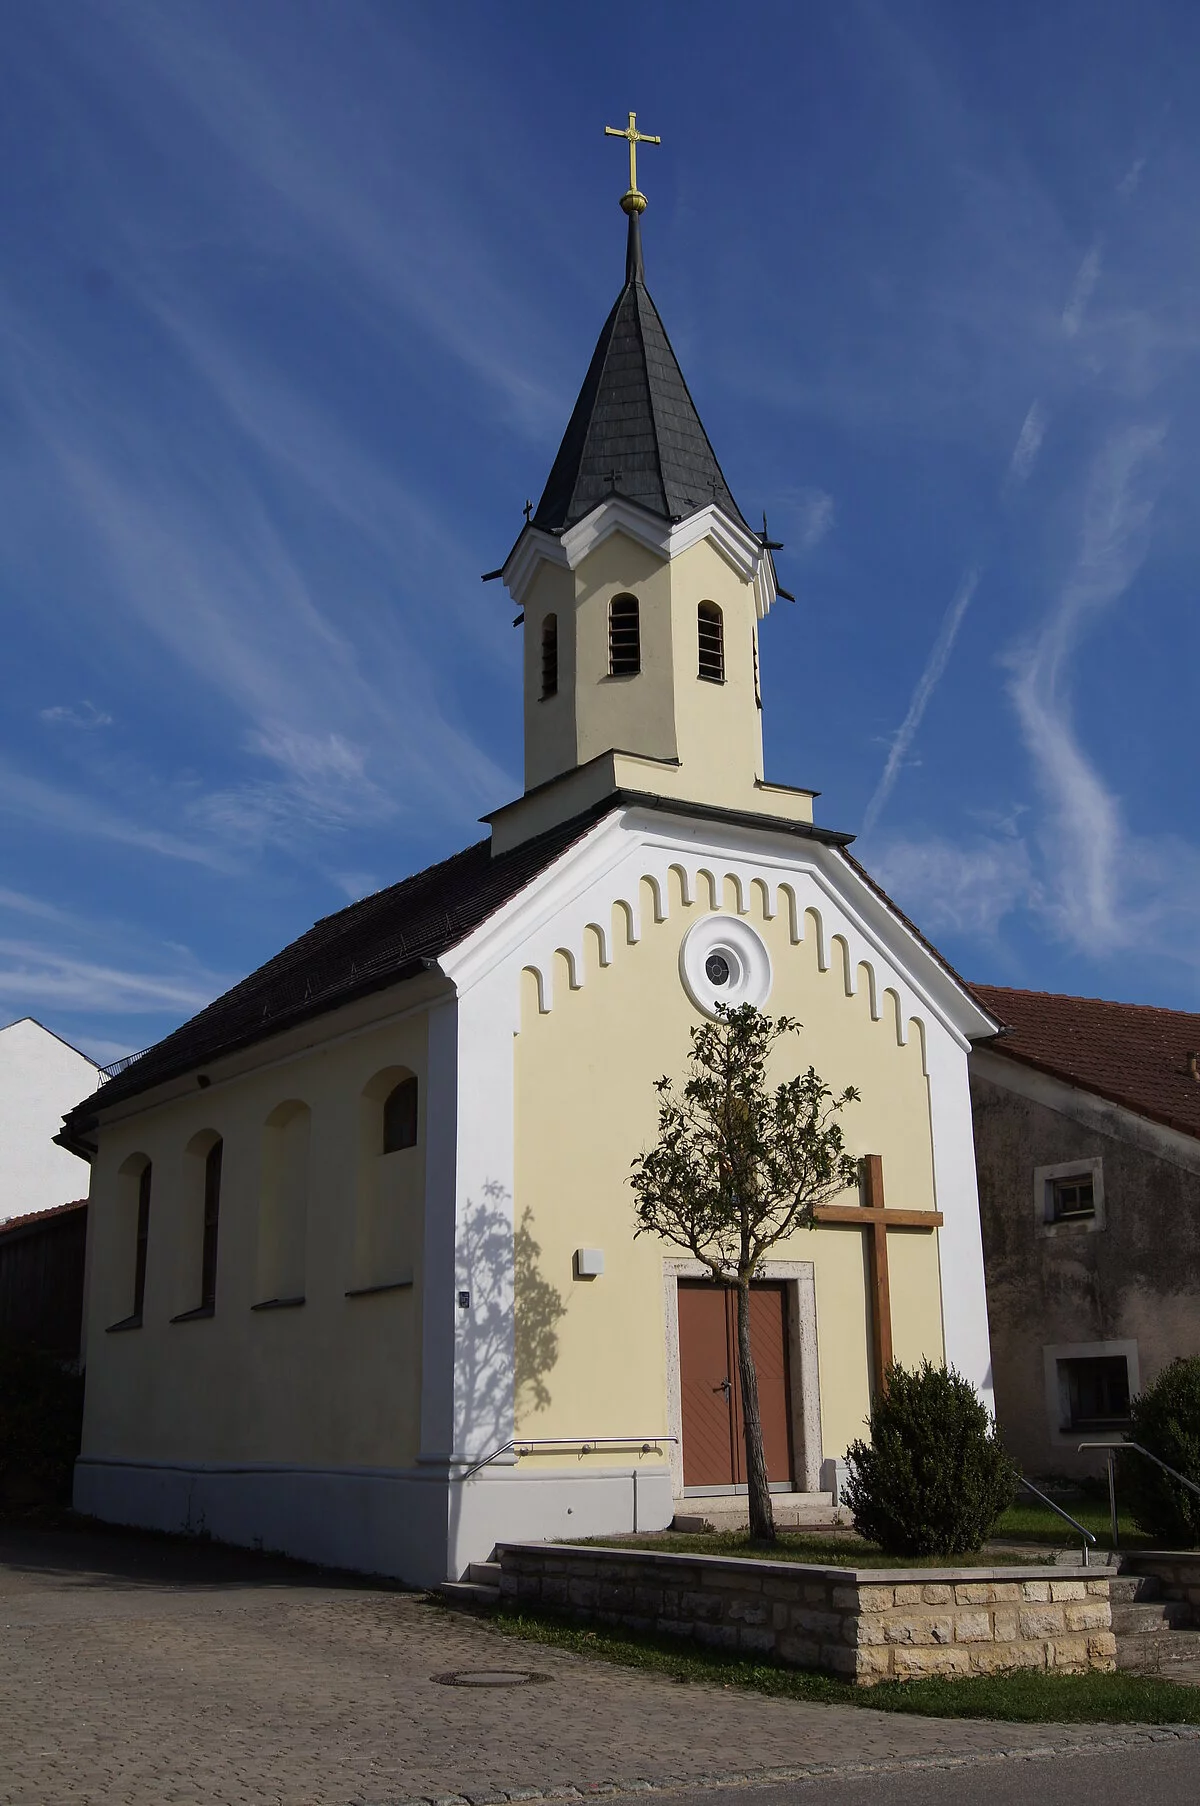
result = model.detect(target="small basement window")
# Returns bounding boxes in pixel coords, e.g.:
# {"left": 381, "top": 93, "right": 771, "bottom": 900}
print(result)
{"left": 609, "top": 594, "right": 640, "bottom": 676}
{"left": 1058, "top": 1355, "right": 1131, "bottom": 1431}
{"left": 1050, "top": 1173, "right": 1095, "bottom": 1222}
{"left": 541, "top": 613, "right": 558, "bottom": 699}
{"left": 697, "top": 602, "right": 724, "bottom": 682}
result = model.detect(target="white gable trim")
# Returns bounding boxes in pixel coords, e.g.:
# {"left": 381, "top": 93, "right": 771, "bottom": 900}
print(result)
{"left": 501, "top": 501, "right": 778, "bottom": 619}
{"left": 438, "top": 808, "right": 991, "bottom": 1053}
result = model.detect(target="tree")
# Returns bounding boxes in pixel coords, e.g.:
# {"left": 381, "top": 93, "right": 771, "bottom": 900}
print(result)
{"left": 630, "top": 1003, "right": 859, "bottom": 1541}
{"left": 842, "top": 1360, "right": 1017, "bottom": 1557}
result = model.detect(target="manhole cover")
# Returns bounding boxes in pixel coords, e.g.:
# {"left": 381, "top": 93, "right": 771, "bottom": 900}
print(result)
{"left": 432, "top": 1669, "right": 551, "bottom": 1688}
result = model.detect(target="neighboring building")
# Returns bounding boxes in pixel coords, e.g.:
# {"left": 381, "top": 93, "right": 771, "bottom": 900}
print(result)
{"left": 0, "top": 1199, "right": 88, "bottom": 1361}
{"left": 971, "top": 985, "right": 1200, "bottom": 1479}
{"left": 61, "top": 173, "right": 999, "bottom": 1587}
{"left": 0, "top": 1018, "right": 100, "bottom": 1224}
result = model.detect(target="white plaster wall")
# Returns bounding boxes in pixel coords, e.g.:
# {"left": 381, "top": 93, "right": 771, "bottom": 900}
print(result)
{"left": 0, "top": 1018, "right": 99, "bottom": 1222}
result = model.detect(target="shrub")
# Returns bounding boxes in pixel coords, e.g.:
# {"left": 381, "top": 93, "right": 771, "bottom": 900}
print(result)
{"left": 0, "top": 1342, "right": 84, "bottom": 1507}
{"left": 843, "top": 1360, "right": 1018, "bottom": 1558}
{"left": 1120, "top": 1358, "right": 1200, "bottom": 1548}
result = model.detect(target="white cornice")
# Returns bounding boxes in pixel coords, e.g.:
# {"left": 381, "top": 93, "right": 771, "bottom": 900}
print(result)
{"left": 501, "top": 501, "right": 778, "bottom": 618}
{"left": 439, "top": 804, "right": 994, "bottom": 1052}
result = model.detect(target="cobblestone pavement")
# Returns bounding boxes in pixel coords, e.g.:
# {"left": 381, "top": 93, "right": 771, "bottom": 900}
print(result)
{"left": 2, "top": 1525, "right": 1198, "bottom": 1806}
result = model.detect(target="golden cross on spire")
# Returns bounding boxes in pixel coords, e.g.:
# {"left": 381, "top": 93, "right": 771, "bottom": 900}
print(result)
{"left": 604, "top": 110, "right": 661, "bottom": 215}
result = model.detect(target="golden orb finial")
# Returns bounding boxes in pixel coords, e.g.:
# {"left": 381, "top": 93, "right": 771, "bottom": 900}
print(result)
{"left": 605, "top": 110, "right": 661, "bottom": 212}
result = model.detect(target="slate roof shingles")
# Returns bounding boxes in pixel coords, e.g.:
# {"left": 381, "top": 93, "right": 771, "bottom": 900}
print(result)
{"left": 974, "top": 983, "right": 1200, "bottom": 1143}
{"left": 533, "top": 218, "right": 746, "bottom": 534}
{"left": 64, "top": 809, "right": 608, "bottom": 1134}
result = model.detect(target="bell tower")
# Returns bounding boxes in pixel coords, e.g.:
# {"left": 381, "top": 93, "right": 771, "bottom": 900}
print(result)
{"left": 489, "top": 118, "right": 813, "bottom": 855}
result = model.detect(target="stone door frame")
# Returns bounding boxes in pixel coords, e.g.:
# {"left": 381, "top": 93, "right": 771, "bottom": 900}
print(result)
{"left": 662, "top": 1258, "right": 823, "bottom": 1497}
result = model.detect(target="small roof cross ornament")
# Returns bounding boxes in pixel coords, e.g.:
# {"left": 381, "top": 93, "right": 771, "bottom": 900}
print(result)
{"left": 605, "top": 110, "right": 661, "bottom": 215}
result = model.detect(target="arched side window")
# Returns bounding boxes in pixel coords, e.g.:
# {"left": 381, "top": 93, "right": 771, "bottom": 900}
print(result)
{"left": 540, "top": 614, "right": 558, "bottom": 699}
{"left": 255, "top": 1100, "right": 311, "bottom": 1309}
{"left": 383, "top": 1076, "right": 419, "bottom": 1153}
{"left": 697, "top": 602, "right": 724, "bottom": 682}
{"left": 609, "top": 593, "right": 640, "bottom": 676}
{"left": 108, "top": 1154, "right": 152, "bottom": 1332}
{"left": 133, "top": 1161, "right": 152, "bottom": 1320}
{"left": 200, "top": 1139, "right": 223, "bottom": 1310}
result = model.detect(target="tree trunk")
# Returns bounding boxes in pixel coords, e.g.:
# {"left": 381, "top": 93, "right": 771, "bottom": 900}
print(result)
{"left": 735, "top": 1277, "right": 775, "bottom": 1542}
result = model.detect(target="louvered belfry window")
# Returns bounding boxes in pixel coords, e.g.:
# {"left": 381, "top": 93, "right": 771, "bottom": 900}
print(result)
{"left": 541, "top": 614, "right": 558, "bottom": 699}
{"left": 609, "top": 594, "right": 640, "bottom": 675}
{"left": 697, "top": 602, "right": 724, "bottom": 682}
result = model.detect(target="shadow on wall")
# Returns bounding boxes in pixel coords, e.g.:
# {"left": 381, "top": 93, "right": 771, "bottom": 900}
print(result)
{"left": 445, "top": 1188, "right": 569, "bottom": 1575}
{"left": 454, "top": 1187, "right": 568, "bottom": 1455}
{"left": 515, "top": 1207, "right": 567, "bottom": 1419}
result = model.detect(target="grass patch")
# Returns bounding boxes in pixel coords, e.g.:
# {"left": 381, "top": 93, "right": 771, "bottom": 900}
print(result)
{"left": 493, "top": 1608, "right": 1200, "bottom": 1724}
{"left": 993, "top": 1497, "right": 1151, "bottom": 1551}
{"left": 576, "top": 1530, "right": 1044, "bottom": 1569}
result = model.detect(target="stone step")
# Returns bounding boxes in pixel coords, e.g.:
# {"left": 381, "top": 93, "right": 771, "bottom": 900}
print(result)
{"left": 1111, "top": 1600, "right": 1194, "bottom": 1636}
{"left": 439, "top": 1579, "right": 501, "bottom": 1609}
{"left": 468, "top": 1560, "right": 501, "bottom": 1586}
{"left": 672, "top": 1492, "right": 849, "bottom": 1533}
{"left": 1109, "top": 1574, "right": 1162, "bottom": 1604}
{"left": 1116, "top": 1628, "right": 1200, "bottom": 1675}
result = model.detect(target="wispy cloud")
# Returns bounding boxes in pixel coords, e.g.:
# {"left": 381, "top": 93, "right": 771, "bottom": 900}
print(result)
{"left": 1006, "top": 421, "right": 1166, "bottom": 951}
{"left": 1117, "top": 157, "right": 1146, "bottom": 200}
{"left": 0, "top": 760, "right": 233, "bottom": 870}
{"left": 872, "top": 832, "right": 1034, "bottom": 941}
{"left": 1062, "top": 241, "right": 1103, "bottom": 340}
{"left": 862, "top": 566, "right": 980, "bottom": 839}
{"left": 1006, "top": 400, "right": 1047, "bottom": 488}
{"left": 0, "top": 940, "right": 223, "bottom": 1015}
{"left": 777, "top": 486, "right": 835, "bottom": 551}
{"left": 39, "top": 701, "right": 113, "bottom": 729}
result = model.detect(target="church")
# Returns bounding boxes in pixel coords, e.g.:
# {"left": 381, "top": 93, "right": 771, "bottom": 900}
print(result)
{"left": 61, "top": 124, "right": 1000, "bottom": 1587}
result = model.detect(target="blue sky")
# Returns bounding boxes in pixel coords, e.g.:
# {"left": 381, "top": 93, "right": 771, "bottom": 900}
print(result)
{"left": 3, "top": 0, "right": 1199, "bottom": 1067}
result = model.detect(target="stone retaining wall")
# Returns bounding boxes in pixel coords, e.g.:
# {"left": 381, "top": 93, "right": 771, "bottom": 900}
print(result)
{"left": 497, "top": 1542, "right": 1117, "bottom": 1685}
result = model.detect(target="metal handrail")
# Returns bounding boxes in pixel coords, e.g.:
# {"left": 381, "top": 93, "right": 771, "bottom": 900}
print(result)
{"left": 1079, "top": 1438, "right": 1200, "bottom": 1554}
{"left": 1017, "top": 1475, "right": 1097, "bottom": 1567}
{"left": 456, "top": 1434, "right": 676, "bottom": 1484}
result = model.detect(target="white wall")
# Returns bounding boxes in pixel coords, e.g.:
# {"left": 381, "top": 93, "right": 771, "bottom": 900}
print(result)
{"left": 0, "top": 1018, "right": 99, "bottom": 1222}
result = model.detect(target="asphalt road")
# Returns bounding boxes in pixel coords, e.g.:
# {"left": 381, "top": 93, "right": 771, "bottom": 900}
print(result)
{"left": 652, "top": 1738, "right": 1200, "bottom": 1806}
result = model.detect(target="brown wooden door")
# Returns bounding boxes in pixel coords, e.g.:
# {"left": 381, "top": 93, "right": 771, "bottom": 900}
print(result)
{"left": 678, "top": 1281, "right": 793, "bottom": 1488}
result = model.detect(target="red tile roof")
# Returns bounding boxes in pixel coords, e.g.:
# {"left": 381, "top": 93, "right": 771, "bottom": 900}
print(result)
{"left": 0, "top": 1198, "right": 88, "bottom": 1238}
{"left": 973, "top": 985, "right": 1200, "bottom": 1142}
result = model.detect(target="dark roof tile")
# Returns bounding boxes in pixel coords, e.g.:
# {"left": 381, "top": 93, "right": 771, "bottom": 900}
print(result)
{"left": 65, "top": 809, "right": 610, "bottom": 1132}
{"left": 534, "top": 215, "right": 746, "bottom": 533}
{"left": 974, "top": 983, "right": 1200, "bottom": 1142}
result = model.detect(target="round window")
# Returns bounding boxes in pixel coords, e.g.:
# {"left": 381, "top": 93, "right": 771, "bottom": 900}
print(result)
{"left": 679, "top": 916, "right": 773, "bottom": 1018}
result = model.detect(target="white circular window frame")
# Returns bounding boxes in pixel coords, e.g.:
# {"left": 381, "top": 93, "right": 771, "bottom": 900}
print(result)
{"left": 679, "top": 916, "right": 773, "bottom": 1019}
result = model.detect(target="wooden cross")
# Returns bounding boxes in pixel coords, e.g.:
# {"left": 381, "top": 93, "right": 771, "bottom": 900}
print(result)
{"left": 812, "top": 1155, "right": 943, "bottom": 1399}
{"left": 604, "top": 110, "right": 661, "bottom": 205}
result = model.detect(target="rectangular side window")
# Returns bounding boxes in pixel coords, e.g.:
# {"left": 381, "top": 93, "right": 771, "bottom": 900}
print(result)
{"left": 1059, "top": 1355, "right": 1131, "bottom": 1430}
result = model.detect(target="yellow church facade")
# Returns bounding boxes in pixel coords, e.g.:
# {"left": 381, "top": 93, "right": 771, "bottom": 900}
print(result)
{"left": 64, "top": 169, "right": 998, "bottom": 1587}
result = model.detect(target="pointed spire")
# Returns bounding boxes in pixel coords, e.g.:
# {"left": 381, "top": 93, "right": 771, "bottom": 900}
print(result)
{"left": 531, "top": 206, "right": 745, "bottom": 535}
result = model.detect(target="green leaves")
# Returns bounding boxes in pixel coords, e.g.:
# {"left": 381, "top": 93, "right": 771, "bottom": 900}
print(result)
{"left": 1120, "top": 1357, "right": 1200, "bottom": 1547}
{"left": 630, "top": 1002, "right": 860, "bottom": 1280}
{"left": 842, "top": 1361, "right": 1018, "bottom": 1558}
